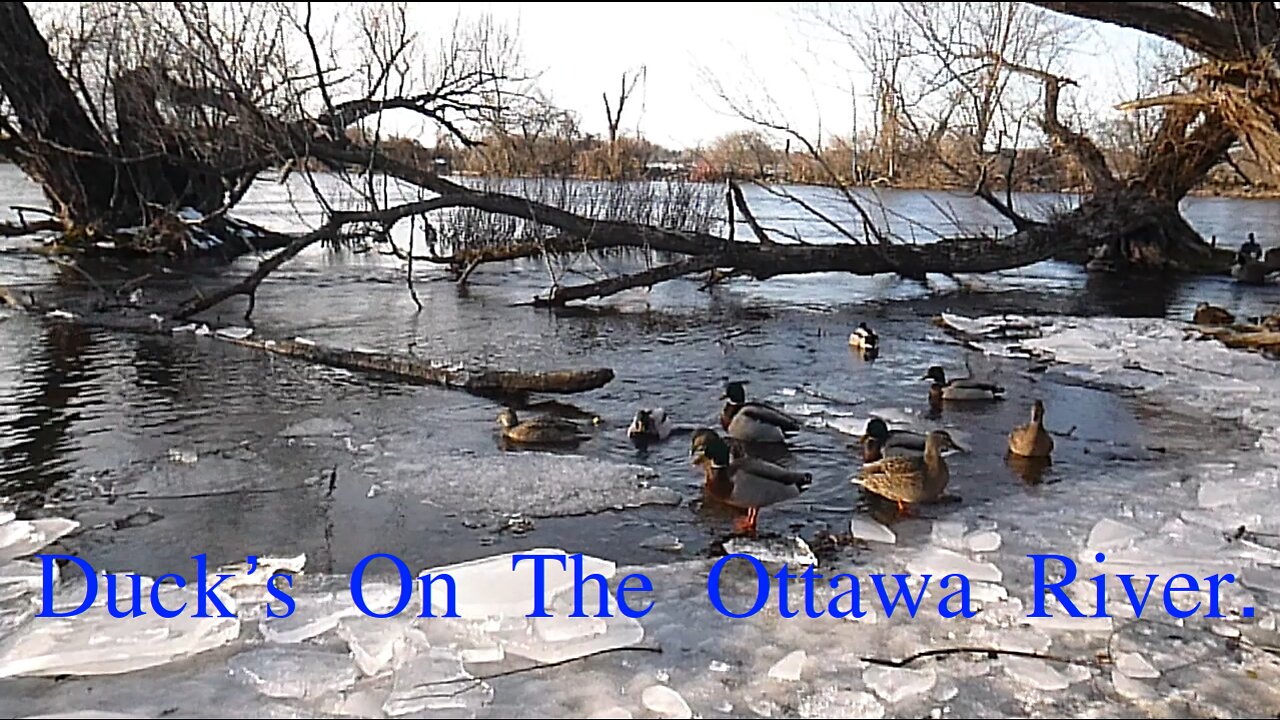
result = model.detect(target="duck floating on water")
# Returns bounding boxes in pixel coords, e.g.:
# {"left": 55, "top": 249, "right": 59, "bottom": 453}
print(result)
{"left": 1192, "top": 302, "right": 1234, "bottom": 326}
{"left": 854, "top": 430, "right": 963, "bottom": 514}
{"left": 497, "top": 408, "right": 588, "bottom": 446}
{"left": 859, "top": 417, "right": 928, "bottom": 462}
{"left": 720, "top": 380, "right": 802, "bottom": 444}
{"left": 922, "top": 365, "right": 1004, "bottom": 405}
{"left": 627, "top": 408, "right": 671, "bottom": 442}
{"left": 691, "top": 429, "right": 812, "bottom": 533}
{"left": 849, "top": 322, "right": 879, "bottom": 353}
{"left": 1008, "top": 400, "right": 1054, "bottom": 459}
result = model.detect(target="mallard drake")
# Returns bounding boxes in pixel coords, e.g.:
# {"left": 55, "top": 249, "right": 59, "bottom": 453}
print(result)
{"left": 859, "top": 417, "right": 927, "bottom": 462}
{"left": 720, "top": 380, "right": 802, "bottom": 443}
{"left": 690, "top": 429, "right": 812, "bottom": 532}
{"left": 849, "top": 322, "right": 879, "bottom": 352}
{"left": 627, "top": 408, "right": 671, "bottom": 441}
{"left": 1008, "top": 400, "right": 1054, "bottom": 459}
{"left": 854, "top": 430, "right": 962, "bottom": 513}
{"left": 921, "top": 365, "right": 1004, "bottom": 405}
{"left": 1192, "top": 302, "right": 1234, "bottom": 326}
{"left": 497, "top": 408, "right": 587, "bottom": 445}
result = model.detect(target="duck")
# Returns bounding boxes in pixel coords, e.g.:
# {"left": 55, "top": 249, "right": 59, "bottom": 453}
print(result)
{"left": 854, "top": 430, "right": 963, "bottom": 513}
{"left": 496, "top": 408, "right": 588, "bottom": 445}
{"left": 690, "top": 429, "right": 812, "bottom": 533}
{"left": 627, "top": 408, "right": 671, "bottom": 442}
{"left": 849, "top": 322, "right": 879, "bottom": 352}
{"left": 1192, "top": 302, "right": 1234, "bottom": 326}
{"left": 720, "top": 380, "right": 802, "bottom": 443}
{"left": 1232, "top": 254, "right": 1268, "bottom": 285}
{"left": 858, "top": 417, "right": 928, "bottom": 462}
{"left": 1008, "top": 400, "right": 1054, "bottom": 459}
{"left": 921, "top": 365, "right": 1004, "bottom": 405}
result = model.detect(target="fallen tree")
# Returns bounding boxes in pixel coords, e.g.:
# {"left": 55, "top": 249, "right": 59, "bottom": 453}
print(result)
{"left": 0, "top": 1, "right": 1274, "bottom": 321}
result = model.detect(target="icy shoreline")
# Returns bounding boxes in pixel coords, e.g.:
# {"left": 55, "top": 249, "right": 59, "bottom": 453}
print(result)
{"left": 1, "top": 314, "right": 1279, "bottom": 717}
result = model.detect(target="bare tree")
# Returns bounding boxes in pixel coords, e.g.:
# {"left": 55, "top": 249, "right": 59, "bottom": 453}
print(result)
{"left": 2, "top": 0, "right": 1278, "bottom": 324}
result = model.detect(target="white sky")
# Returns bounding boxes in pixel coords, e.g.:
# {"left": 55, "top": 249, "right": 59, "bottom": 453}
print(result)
{"left": 409, "top": 2, "right": 1157, "bottom": 149}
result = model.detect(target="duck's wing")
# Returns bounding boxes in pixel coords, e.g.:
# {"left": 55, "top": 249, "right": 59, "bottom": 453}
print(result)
{"left": 727, "top": 465, "right": 808, "bottom": 508}
{"left": 740, "top": 403, "right": 802, "bottom": 432}
{"left": 885, "top": 430, "right": 928, "bottom": 450}
{"left": 733, "top": 457, "right": 811, "bottom": 487}
{"left": 953, "top": 379, "right": 1005, "bottom": 393}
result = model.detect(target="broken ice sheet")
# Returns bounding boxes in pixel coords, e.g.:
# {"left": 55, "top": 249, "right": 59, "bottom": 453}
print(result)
{"left": 862, "top": 665, "right": 936, "bottom": 704}
{"left": 642, "top": 685, "right": 692, "bottom": 719}
{"left": 1002, "top": 656, "right": 1090, "bottom": 691}
{"left": 383, "top": 453, "right": 679, "bottom": 519}
{"left": 1085, "top": 519, "right": 1144, "bottom": 552}
{"left": 1115, "top": 651, "right": 1160, "bottom": 679}
{"left": 0, "top": 581, "right": 240, "bottom": 678}
{"left": 850, "top": 516, "right": 896, "bottom": 545}
{"left": 421, "top": 548, "right": 615, "bottom": 620}
{"left": 767, "top": 650, "right": 806, "bottom": 681}
{"left": 722, "top": 536, "right": 817, "bottom": 567}
{"left": 337, "top": 614, "right": 413, "bottom": 676}
{"left": 383, "top": 648, "right": 493, "bottom": 716}
{"left": 906, "top": 548, "right": 1001, "bottom": 583}
{"left": 0, "top": 518, "right": 79, "bottom": 565}
{"left": 228, "top": 647, "right": 358, "bottom": 699}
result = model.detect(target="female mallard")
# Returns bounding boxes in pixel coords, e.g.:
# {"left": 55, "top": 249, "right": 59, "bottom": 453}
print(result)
{"left": 854, "top": 430, "right": 962, "bottom": 513}
{"left": 691, "top": 429, "right": 812, "bottom": 533}
{"left": 849, "top": 322, "right": 879, "bottom": 352}
{"left": 1192, "top": 302, "right": 1234, "bottom": 326}
{"left": 1008, "top": 400, "right": 1054, "bottom": 459}
{"left": 627, "top": 408, "right": 671, "bottom": 442}
{"left": 859, "top": 418, "right": 927, "bottom": 462}
{"left": 921, "top": 365, "right": 1004, "bottom": 405}
{"left": 497, "top": 408, "right": 587, "bottom": 445}
{"left": 720, "top": 380, "right": 802, "bottom": 443}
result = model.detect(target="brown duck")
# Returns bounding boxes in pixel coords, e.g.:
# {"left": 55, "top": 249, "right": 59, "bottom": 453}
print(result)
{"left": 1007, "top": 400, "right": 1054, "bottom": 459}
{"left": 854, "top": 430, "right": 962, "bottom": 513}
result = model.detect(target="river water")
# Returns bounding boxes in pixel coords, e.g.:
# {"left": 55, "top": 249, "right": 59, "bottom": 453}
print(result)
{"left": 1, "top": 165, "right": 1279, "bottom": 717}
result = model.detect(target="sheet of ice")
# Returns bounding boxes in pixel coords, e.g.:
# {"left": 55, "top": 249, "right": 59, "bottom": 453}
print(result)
{"left": 0, "top": 581, "right": 240, "bottom": 677}
{"left": 1086, "top": 518, "right": 1144, "bottom": 550}
{"left": 337, "top": 614, "right": 413, "bottom": 676}
{"left": 722, "top": 536, "right": 816, "bottom": 567}
{"left": 1001, "top": 657, "right": 1084, "bottom": 691}
{"left": 499, "top": 613, "right": 645, "bottom": 664}
{"left": 798, "top": 689, "right": 885, "bottom": 718}
{"left": 228, "top": 647, "right": 358, "bottom": 699}
{"left": 906, "top": 548, "right": 1001, "bottom": 583}
{"left": 850, "top": 516, "right": 897, "bottom": 545}
{"left": 383, "top": 648, "right": 492, "bottom": 716}
{"left": 1111, "top": 669, "right": 1158, "bottom": 701}
{"left": 1115, "top": 651, "right": 1160, "bottom": 679}
{"left": 384, "top": 454, "right": 680, "bottom": 519}
{"left": 421, "top": 548, "right": 615, "bottom": 619}
{"left": 929, "top": 522, "right": 967, "bottom": 551}
{"left": 862, "top": 666, "right": 936, "bottom": 703}
{"left": 767, "top": 650, "right": 806, "bottom": 681}
{"left": 964, "top": 530, "right": 1002, "bottom": 553}
{"left": 0, "top": 518, "right": 79, "bottom": 565}
{"left": 641, "top": 685, "right": 692, "bottom": 719}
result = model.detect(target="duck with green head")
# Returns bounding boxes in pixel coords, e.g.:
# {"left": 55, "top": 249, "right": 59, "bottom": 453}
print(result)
{"left": 720, "top": 380, "right": 802, "bottom": 444}
{"left": 497, "top": 408, "right": 588, "bottom": 446}
{"left": 691, "top": 428, "right": 812, "bottom": 533}
{"left": 921, "top": 365, "right": 1004, "bottom": 407}
{"left": 859, "top": 417, "right": 929, "bottom": 462}
{"left": 854, "top": 430, "right": 963, "bottom": 514}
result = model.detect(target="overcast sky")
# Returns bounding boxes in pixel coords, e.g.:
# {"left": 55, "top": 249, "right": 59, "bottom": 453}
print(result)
{"left": 408, "top": 2, "right": 1155, "bottom": 149}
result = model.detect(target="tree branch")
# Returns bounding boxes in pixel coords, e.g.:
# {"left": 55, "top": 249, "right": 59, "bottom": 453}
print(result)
{"left": 1028, "top": 2, "right": 1246, "bottom": 60}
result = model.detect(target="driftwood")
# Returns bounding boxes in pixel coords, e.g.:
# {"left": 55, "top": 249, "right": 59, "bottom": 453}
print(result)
{"left": 217, "top": 335, "right": 615, "bottom": 395}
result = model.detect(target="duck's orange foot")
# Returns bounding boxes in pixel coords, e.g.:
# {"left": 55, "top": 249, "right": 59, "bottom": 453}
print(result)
{"left": 895, "top": 500, "right": 914, "bottom": 517}
{"left": 734, "top": 508, "right": 760, "bottom": 535}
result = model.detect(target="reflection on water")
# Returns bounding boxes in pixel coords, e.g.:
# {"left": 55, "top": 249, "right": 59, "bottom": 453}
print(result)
{"left": 0, "top": 165, "right": 1278, "bottom": 575}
